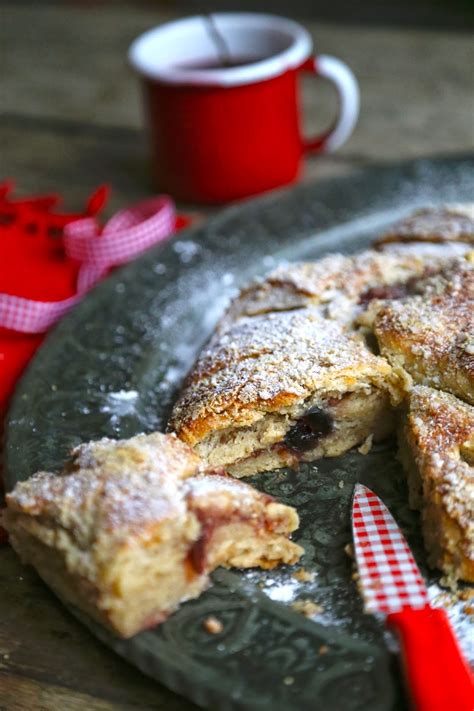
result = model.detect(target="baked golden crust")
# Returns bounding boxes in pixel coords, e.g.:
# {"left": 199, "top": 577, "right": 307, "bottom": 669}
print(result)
{"left": 398, "top": 386, "right": 474, "bottom": 582}
{"left": 5, "top": 432, "right": 198, "bottom": 543}
{"left": 375, "top": 259, "right": 474, "bottom": 404}
{"left": 169, "top": 309, "right": 400, "bottom": 475}
{"left": 3, "top": 433, "right": 302, "bottom": 637}
{"left": 221, "top": 245, "right": 469, "bottom": 330}
{"left": 170, "top": 241, "right": 472, "bottom": 476}
{"left": 376, "top": 204, "right": 474, "bottom": 246}
{"left": 6, "top": 207, "right": 473, "bottom": 642}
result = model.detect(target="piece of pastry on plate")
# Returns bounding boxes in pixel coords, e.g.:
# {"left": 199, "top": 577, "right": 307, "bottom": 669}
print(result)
{"left": 375, "top": 204, "right": 474, "bottom": 247}
{"left": 3, "top": 432, "right": 302, "bottom": 638}
{"left": 169, "top": 309, "right": 402, "bottom": 477}
{"left": 374, "top": 258, "right": 474, "bottom": 404}
{"left": 220, "top": 245, "right": 470, "bottom": 331}
{"left": 398, "top": 386, "right": 473, "bottom": 582}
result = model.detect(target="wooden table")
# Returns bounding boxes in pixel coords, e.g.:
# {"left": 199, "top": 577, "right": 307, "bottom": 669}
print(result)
{"left": 1, "top": 3, "right": 473, "bottom": 709}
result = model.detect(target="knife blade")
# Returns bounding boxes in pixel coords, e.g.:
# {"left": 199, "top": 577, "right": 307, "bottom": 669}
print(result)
{"left": 352, "top": 483, "right": 474, "bottom": 711}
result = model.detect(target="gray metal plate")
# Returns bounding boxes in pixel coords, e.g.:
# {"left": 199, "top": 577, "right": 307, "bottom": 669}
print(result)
{"left": 5, "top": 155, "right": 474, "bottom": 710}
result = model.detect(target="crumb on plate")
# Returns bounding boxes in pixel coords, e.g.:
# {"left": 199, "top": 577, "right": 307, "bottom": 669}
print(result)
{"left": 358, "top": 434, "right": 374, "bottom": 455}
{"left": 203, "top": 616, "right": 223, "bottom": 634}
{"left": 292, "top": 568, "right": 315, "bottom": 583}
{"left": 291, "top": 599, "right": 323, "bottom": 617}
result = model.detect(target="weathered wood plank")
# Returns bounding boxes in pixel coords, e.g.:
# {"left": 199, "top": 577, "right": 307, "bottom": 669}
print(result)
{"left": 0, "top": 672, "right": 145, "bottom": 711}
{"left": 0, "top": 547, "right": 196, "bottom": 709}
{"left": 3, "top": 5, "right": 474, "bottom": 164}
{"left": 0, "top": 115, "right": 363, "bottom": 214}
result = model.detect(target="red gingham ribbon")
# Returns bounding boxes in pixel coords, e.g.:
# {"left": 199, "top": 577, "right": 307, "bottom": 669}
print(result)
{"left": 0, "top": 195, "right": 176, "bottom": 334}
{"left": 352, "top": 484, "right": 429, "bottom": 614}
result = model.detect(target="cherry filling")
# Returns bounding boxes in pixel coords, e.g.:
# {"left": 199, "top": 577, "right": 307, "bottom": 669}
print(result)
{"left": 284, "top": 406, "right": 334, "bottom": 453}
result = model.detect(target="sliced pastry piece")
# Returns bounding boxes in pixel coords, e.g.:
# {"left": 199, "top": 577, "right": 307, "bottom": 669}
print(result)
{"left": 3, "top": 432, "right": 302, "bottom": 638}
{"left": 374, "top": 258, "right": 474, "bottom": 404}
{"left": 376, "top": 204, "right": 474, "bottom": 247}
{"left": 398, "top": 386, "right": 473, "bottom": 582}
{"left": 170, "top": 309, "right": 401, "bottom": 477}
{"left": 220, "top": 245, "right": 469, "bottom": 331}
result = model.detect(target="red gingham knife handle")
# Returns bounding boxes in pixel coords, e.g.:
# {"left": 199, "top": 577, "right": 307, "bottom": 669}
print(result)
{"left": 387, "top": 606, "right": 474, "bottom": 711}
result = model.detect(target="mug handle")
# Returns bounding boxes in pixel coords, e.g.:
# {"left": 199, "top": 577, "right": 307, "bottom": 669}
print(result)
{"left": 300, "top": 54, "right": 360, "bottom": 154}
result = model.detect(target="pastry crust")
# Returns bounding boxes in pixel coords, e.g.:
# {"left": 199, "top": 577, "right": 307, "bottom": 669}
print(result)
{"left": 220, "top": 245, "right": 469, "bottom": 330}
{"left": 398, "top": 386, "right": 474, "bottom": 582}
{"left": 374, "top": 258, "right": 474, "bottom": 404}
{"left": 3, "top": 433, "right": 302, "bottom": 637}
{"left": 376, "top": 204, "right": 474, "bottom": 246}
{"left": 171, "top": 241, "right": 470, "bottom": 476}
{"left": 7, "top": 208, "right": 473, "bottom": 636}
{"left": 169, "top": 309, "right": 400, "bottom": 476}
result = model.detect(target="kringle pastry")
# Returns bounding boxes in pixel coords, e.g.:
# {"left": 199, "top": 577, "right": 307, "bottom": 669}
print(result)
{"left": 374, "top": 258, "right": 474, "bottom": 404}
{"left": 3, "top": 433, "right": 302, "bottom": 638}
{"left": 169, "top": 309, "right": 401, "bottom": 477}
{"left": 398, "top": 386, "right": 473, "bottom": 582}
{"left": 375, "top": 204, "right": 474, "bottom": 247}
{"left": 220, "top": 244, "right": 470, "bottom": 331}
{"left": 170, "top": 241, "right": 472, "bottom": 476}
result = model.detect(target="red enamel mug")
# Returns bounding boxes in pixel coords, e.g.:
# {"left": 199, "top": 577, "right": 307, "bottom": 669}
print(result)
{"left": 129, "top": 14, "right": 359, "bottom": 204}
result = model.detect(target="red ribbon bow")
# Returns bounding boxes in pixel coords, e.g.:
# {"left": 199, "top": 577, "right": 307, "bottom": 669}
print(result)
{"left": 0, "top": 184, "right": 181, "bottom": 416}
{"left": 0, "top": 192, "right": 176, "bottom": 334}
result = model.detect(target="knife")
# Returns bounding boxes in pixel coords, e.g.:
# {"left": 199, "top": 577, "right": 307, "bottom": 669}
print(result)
{"left": 352, "top": 483, "right": 474, "bottom": 711}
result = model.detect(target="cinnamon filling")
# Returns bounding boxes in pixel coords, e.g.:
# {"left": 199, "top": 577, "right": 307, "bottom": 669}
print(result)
{"left": 359, "top": 267, "right": 442, "bottom": 305}
{"left": 359, "top": 283, "right": 409, "bottom": 304}
{"left": 188, "top": 509, "right": 269, "bottom": 573}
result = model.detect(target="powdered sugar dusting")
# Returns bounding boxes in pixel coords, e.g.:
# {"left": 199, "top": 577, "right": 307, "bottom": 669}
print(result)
{"left": 375, "top": 259, "right": 474, "bottom": 401}
{"left": 101, "top": 390, "right": 139, "bottom": 417}
{"left": 378, "top": 204, "right": 474, "bottom": 245}
{"left": 170, "top": 308, "right": 392, "bottom": 439}
{"left": 406, "top": 386, "right": 474, "bottom": 564}
{"left": 263, "top": 578, "right": 302, "bottom": 602}
{"left": 428, "top": 584, "right": 474, "bottom": 659}
{"left": 221, "top": 245, "right": 468, "bottom": 329}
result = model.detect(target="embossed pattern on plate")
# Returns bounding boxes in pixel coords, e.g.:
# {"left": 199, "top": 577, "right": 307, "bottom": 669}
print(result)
{"left": 5, "top": 156, "right": 474, "bottom": 711}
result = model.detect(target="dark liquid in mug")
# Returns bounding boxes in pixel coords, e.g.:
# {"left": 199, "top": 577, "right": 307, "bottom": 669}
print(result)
{"left": 175, "top": 55, "right": 268, "bottom": 70}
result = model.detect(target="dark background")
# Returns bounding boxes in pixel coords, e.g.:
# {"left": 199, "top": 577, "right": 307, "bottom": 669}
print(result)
{"left": 4, "top": 0, "right": 474, "bottom": 30}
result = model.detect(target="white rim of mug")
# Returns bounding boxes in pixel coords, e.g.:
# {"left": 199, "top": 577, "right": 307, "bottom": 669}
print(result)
{"left": 128, "top": 13, "right": 313, "bottom": 87}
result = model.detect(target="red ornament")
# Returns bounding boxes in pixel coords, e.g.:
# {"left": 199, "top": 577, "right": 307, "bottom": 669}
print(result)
{"left": 0, "top": 182, "right": 110, "bottom": 413}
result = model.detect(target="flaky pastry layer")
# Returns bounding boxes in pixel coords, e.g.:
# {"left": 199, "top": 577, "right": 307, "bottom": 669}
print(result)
{"left": 4, "top": 433, "right": 302, "bottom": 637}
{"left": 398, "top": 386, "right": 474, "bottom": 582}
